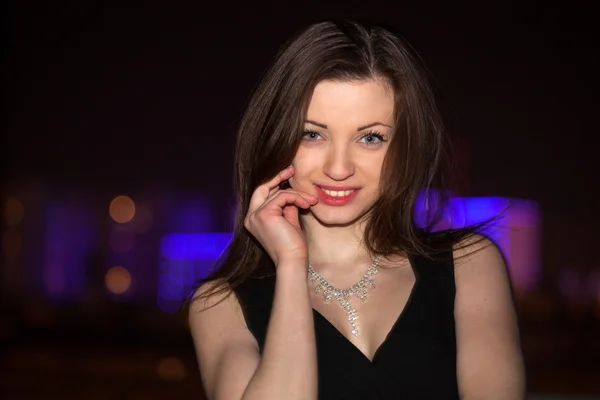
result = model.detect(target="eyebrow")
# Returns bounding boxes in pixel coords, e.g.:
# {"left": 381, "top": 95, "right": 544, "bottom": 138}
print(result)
{"left": 305, "top": 120, "right": 392, "bottom": 131}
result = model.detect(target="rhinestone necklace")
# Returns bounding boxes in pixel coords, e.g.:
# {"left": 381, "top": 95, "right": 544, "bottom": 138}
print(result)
{"left": 308, "top": 255, "right": 382, "bottom": 336}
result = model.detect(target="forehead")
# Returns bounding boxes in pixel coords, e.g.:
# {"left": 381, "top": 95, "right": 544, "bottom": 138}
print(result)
{"left": 306, "top": 79, "right": 395, "bottom": 127}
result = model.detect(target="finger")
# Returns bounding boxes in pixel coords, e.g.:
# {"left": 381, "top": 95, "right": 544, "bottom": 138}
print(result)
{"left": 266, "top": 167, "right": 295, "bottom": 197}
{"left": 256, "top": 186, "right": 315, "bottom": 217}
{"left": 267, "top": 181, "right": 286, "bottom": 198}
{"left": 248, "top": 166, "right": 295, "bottom": 212}
{"left": 258, "top": 191, "right": 314, "bottom": 214}
{"left": 263, "top": 189, "right": 318, "bottom": 207}
{"left": 282, "top": 204, "right": 300, "bottom": 228}
{"left": 263, "top": 165, "right": 294, "bottom": 191}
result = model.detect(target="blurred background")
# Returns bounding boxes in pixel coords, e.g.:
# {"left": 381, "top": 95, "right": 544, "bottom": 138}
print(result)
{"left": 2, "top": 1, "right": 599, "bottom": 399}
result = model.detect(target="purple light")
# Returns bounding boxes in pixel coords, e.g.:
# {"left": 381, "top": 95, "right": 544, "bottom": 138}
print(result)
{"left": 157, "top": 233, "right": 232, "bottom": 312}
{"left": 166, "top": 197, "right": 215, "bottom": 233}
{"left": 42, "top": 201, "right": 96, "bottom": 299}
{"left": 160, "top": 233, "right": 232, "bottom": 260}
{"left": 414, "top": 189, "right": 509, "bottom": 231}
{"left": 458, "top": 197, "right": 509, "bottom": 226}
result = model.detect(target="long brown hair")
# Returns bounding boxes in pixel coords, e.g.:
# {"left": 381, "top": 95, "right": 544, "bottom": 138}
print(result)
{"left": 193, "top": 19, "right": 496, "bottom": 302}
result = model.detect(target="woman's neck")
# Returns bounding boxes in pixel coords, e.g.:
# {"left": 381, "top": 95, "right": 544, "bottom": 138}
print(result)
{"left": 301, "top": 214, "right": 373, "bottom": 274}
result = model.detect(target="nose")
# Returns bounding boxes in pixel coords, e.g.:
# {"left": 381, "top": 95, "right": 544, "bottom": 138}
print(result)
{"left": 323, "top": 145, "right": 355, "bottom": 181}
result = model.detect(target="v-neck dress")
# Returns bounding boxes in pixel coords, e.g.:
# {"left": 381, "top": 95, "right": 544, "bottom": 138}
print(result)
{"left": 233, "top": 251, "right": 459, "bottom": 399}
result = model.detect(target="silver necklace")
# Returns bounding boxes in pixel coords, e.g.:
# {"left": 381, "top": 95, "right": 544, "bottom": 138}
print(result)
{"left": 308, "top": 255, "right": 382, "bottom": 336}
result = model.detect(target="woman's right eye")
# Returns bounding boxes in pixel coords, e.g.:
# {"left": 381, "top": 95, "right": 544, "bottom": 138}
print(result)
{"left": 302, "top": 130, "right": 323, "bottom": 141}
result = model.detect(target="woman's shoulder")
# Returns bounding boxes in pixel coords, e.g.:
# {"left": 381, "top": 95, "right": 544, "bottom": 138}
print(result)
{"left": 190, "top": 272, "right": 275, "bottom": 307}
{"left": 451, "top": 233, "right": 513, "bottom": 304}
{"left": 451, "top": 233, "right": 505, "bottom": 272}
{"left": 188, "top": 278, "right": 239, "bottom": 316}
{"left": 412, "top": 231, "right": 506, "bottom": 285}
{"left": 417, "top": 229, "right": 502, "bottom": 266}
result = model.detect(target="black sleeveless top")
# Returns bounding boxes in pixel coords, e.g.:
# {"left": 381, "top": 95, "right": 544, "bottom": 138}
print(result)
{"left": 233, "top": 251, "right": 459, "bottom": 399}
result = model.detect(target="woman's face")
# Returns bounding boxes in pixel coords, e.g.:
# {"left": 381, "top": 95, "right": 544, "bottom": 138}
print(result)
{"left": 289, "top": 78, "right": 395, "bottom": 226}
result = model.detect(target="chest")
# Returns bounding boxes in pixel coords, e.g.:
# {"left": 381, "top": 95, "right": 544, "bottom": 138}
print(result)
{"left": 310, "top": 274, "right": 459, "bottom": 400}
{"left": 309, "top": 267, "right": 417, "bottom": 361}
{"left": 234, "top": 252, "right": 459, "bottom": 399}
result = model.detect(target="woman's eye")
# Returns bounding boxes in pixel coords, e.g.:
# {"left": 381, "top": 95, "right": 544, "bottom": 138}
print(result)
{"left": 359, "top": 133, "right": 385, "bottom": 145}
{"left": 302, "top": 131, "right": 322, "bottom": 141}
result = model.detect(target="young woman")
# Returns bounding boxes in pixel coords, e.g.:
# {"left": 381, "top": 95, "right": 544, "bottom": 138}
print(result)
{"left": 189, "top": 19, "right": 525, "bottom": 400}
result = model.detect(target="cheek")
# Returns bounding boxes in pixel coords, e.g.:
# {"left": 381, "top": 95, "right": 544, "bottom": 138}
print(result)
{"left": 288, "top": 157, "right": 302, "bottom": 189}
{"left": 291, "top": 149, "right": 312, "bottom": 176}
{"left": 370, "top": 154, "right": 386, "bottom": 177}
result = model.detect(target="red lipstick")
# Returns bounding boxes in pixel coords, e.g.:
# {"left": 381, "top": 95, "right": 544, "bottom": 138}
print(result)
{"left": 314, "top": 185, "right": 361, "bottom": 206}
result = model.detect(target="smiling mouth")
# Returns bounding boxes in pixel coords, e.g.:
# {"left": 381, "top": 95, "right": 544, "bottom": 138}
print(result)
{"left": 314, "top": 185, "right": 361, "bottom": 206}
{"left": 320, "top": 188, "right": 356, "bottom": 197}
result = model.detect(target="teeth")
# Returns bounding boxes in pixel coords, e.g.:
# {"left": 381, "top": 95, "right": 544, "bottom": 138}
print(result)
{"left": 322, "top": 189, "right": 355, "bottom": 197}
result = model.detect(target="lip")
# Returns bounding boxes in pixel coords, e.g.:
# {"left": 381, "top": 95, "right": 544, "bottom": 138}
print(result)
{"left": 314, "top": 184, "right": 361, "bottom": 207}
{"left": 316, "top": 184, "right": 362, "bottom": 191}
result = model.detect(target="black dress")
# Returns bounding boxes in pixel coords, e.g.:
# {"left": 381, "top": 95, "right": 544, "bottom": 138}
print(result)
{"left": 233, "top": 250, "right": 460, "bottom": 399}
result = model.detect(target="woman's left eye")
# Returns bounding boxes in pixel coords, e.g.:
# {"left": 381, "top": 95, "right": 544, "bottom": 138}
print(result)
{"left": 302, "top": 130, "right": 323, "bottom": 141}
{"left": 359, "top": 133, "right": 386, "bottom": 145}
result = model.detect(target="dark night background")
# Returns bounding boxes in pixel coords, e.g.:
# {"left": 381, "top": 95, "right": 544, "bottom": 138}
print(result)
{"left": 2, "top": 1, "right": 600, "bottom": 399}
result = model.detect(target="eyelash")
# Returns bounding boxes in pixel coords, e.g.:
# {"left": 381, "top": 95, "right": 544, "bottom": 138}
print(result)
{"left": 302, "top": 130, "right": 387, "bottom": 145}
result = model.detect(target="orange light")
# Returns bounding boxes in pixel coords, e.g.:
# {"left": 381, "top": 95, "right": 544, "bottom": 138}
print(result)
{"left": 156, "top": 357, "right": 187, "bottom": 382}
{"left": 105, "top": 266, "right": 132, "bottom": 294}
{"left": 5, "top": 197, "right": 25, "bottom": 226}
{"left": 109, "top": 195, "right": 136, "bottom": 223}
{"left": 2, "top": 230, "right": 22, "bottom": 258}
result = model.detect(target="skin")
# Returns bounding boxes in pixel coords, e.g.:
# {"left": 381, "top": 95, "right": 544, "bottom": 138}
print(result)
{"left": 189, "top": 78, "right": 525, "bottom": 400}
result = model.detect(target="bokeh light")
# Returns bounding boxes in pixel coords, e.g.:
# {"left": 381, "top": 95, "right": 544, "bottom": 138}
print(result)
{"left": 105, "top": 266, "right": 132, "bottom": 294}
{"left": 4, "top": 197, "right": 25, "bottom": 226}
{"left": 109, "top": 195, "right": 136, "bottom": 223}
{"left": 3, "top": 230, "right": 23, "bottom": 258}
{"left": 156, "top": 357, "right": 187, "bottom": 382}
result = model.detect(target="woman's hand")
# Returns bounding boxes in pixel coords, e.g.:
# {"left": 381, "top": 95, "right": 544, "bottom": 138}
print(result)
{"left": 244, "top": 165, "right": 318, "bottom": 266}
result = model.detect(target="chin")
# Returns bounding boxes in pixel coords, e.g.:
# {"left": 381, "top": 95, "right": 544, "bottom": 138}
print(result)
{"left": 308, "top": 206, "right": 368, "bottom": 227}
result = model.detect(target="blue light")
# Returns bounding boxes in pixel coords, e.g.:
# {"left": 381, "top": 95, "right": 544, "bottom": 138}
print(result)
{"left": 459, "top": 197, "right": 509, "bottom": 226}
{"left": 414, "top": 189, "right": 509, "bottom": 232}
{"left": 157, "top": 233, "right": 233, "bottom": 312}
{"left": 160, "top": 233, "right": 232, "bottom": 260}
{"left": 413, "top": 188, "right": 451, "bottom": 229}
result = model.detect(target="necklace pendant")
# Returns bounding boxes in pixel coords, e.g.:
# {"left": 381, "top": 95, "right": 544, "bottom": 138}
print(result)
{"left": 308, "top": 255, "right": 382, "bottom": 337}
{"left": 348, "top": 309, "right": 358, "bottom": 322}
